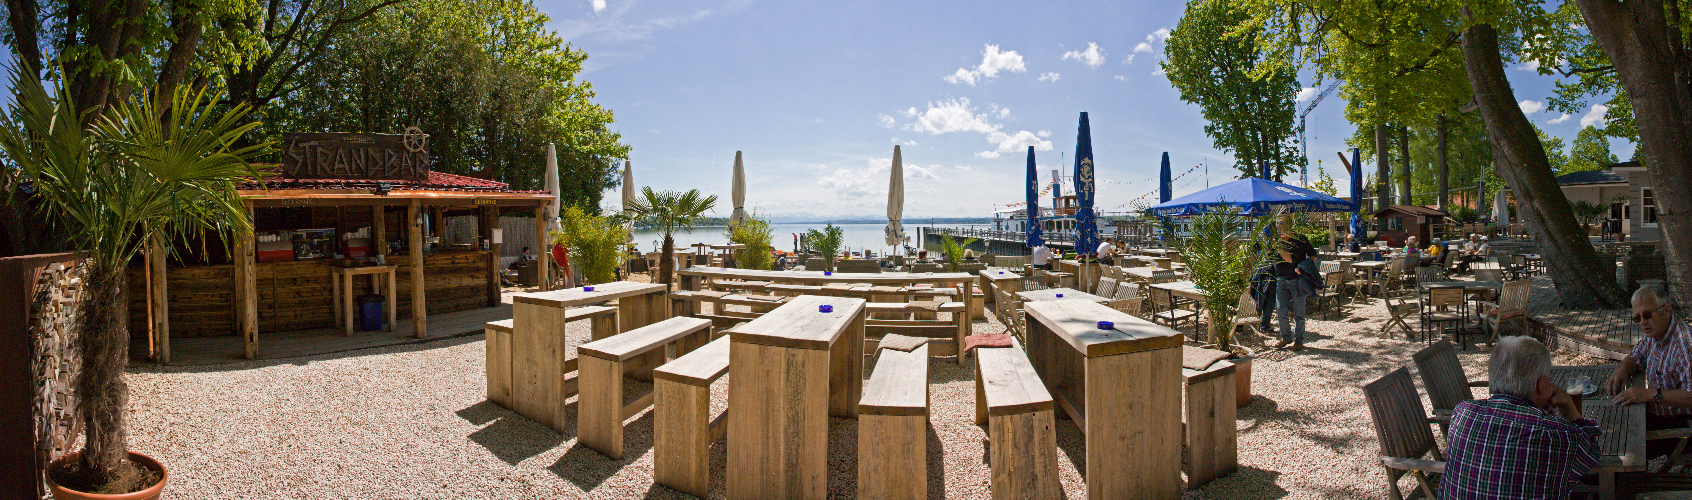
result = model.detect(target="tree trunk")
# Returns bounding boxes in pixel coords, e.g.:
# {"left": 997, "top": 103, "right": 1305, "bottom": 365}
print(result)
{"left": 1438, "top": 114, "right": 1450, "bottom": 211}
{"left": 1462, "top": 22, "right": 1628, "bottom": 309}
{"left": 155, "top": 0, "right": 204, "bottom": 108}
{"left": 77, "top": 261, "right": 136, "bottom": 490}
{"left": 1399, "top": 125, "right": 1413, "bottom": 205}
{"left": 67, "top": 0, "right": 150, "bottom": 124}
{"left": 1376, "top": 123, "right": 1391, "bottom": 210}
{"left": 6, "top": 0, "right": 42, "bottom": 76}
{"left": 1575, "top": 0, "right": 1692, "bottom": 309}
{"left": 659, "top": 234, "right": 674, "bottom": 291}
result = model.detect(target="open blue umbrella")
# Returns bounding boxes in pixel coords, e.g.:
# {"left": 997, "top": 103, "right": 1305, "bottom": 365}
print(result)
{"left": 1025, "top": 146, "right": 1043, "bottom": 248}
{"left": 1159, "top": 152, "right": 1172, "bottom": 203}
{"left": 1074, "top": 113, "right": 1098, "bottom": 256}
{"left": 1350, "top": 148, "right": 1364, "bottom": 240}
{"left": 1149, "top": 177, "right": 1352, "bottom": 217}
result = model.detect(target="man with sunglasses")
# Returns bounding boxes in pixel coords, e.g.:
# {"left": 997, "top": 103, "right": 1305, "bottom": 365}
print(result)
{"left": 1606, "top": 284, "right": 1692, "bottom": 458}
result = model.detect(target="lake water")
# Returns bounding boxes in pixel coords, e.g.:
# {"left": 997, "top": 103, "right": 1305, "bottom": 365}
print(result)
{"left": 630, "top": 223, "right": 989, "bottom": 255}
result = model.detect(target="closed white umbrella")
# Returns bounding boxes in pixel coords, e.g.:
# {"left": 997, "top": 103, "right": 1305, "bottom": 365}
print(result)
{"left": 885, "top": 146, "right": 906, "bottom": 247}
{"left": 1493, "top": 188, "right": 1509, "bottom": 226}
{"left": 545, "top": 142, "right": 560, "bottom": 231}
{"left": 729, "top": 151, "right": 749, "bottom": 226}
{"left": 621, "top": 160, "right": 635, "bottom": 213}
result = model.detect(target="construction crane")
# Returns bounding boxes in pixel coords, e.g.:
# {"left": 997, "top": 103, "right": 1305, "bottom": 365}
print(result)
{"left": 1298, "top": 80, "right": 1342, "bottom": 186}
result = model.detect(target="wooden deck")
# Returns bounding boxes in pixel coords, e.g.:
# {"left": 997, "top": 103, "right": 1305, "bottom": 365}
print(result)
{"left": 1524, "top": 276, "right": 1638, "bottom": 360}
{"left": 154, "top": 303, "right": 513, "bottom": 366}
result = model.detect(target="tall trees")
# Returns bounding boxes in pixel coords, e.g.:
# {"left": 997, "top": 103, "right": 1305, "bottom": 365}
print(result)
{"left": 1574, "top": 0, "right": 1692, "bottom": 308}
{"left": 1161, "top": 0, "right": 1301, "bottom": 180}
{"left": 1567, "top": 125, "right": 1618, "bottom": 173}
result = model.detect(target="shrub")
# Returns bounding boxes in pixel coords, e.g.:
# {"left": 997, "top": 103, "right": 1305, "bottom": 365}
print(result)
{"left": 727, "top": 216, "right": 774, "bottom": 270}
{"left": 553, "top": 205, "right": 632, "bottom": 285}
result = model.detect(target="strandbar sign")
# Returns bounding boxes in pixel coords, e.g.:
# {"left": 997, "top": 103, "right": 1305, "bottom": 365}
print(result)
{"left": 280, "top": 128, "right": 431, "bottom": 181}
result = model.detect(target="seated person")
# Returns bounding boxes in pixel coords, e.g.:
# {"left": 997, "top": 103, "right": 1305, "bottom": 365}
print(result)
{"left": 1454, "top": 233, "right": 1491, "bottom": 273}
{"left": 1403, "top": 236, "right": 1420, "bottom": 255}
{"left": 1345, "top": 233, "right": 1362, "bottom": 253}
{"left": 1442, "top": 336, "right": 1600, "bottom": 499}
{"left": 915, "top": 249, "right": 932, "bottom": 264}
{"left": 509, "top": 246, "right": 534, "bottom": 271}
{"left": 1030, "top": 244, "right": 1053, "bottom": 270}
{"left": 1608, "top": 284, "right": 1692, "bottom": 457}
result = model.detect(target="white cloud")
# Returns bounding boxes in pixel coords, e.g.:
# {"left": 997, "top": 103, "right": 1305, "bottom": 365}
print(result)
{"left": 1516, "top": 60, "right": 1540, "bottom": 72}
{"left": 1519, "top": 100, "right": 1546, "bottom": 115}
{"left": 590, "top": 0, "right": 606, "bottom": 12}
{"left": 904, "top": 107, "right": 917, "bottom": 117}
{"left": 943, "top": 43, "right": 1027, "bottom": 85}
{"left": 1151, "top": 66, "right": 1165, "bottom": 76}
{"left": 1114, "top": 75, "right": 1127, "bottom": 81}
{"left": 1295, "top": 87, "right": 1316, "bottom": 102}
{"left": 1037, "top": 130, "right": 1052, "bottom": 138}
{"left": 997, "top": 107, "right": 1011, "bottom": 118}
{"left": 1153, "top": 28, "right": 1170, "bottom": 42}
{"left": 982, "top": 130, "right": 1054, "bottom": 158}
{"left": 877, "top": 114, "right": 896, "bottom": 128}
{"left": 903, "top": 140, "right": 917, "bottom": 146}
{"left": 1580, "top": 104, "right": 1609, "bottom": 127}
{"left": 1123, "top": 54, "right": 1137, "bottom": 65}
{"left": 1549, "top": 113, "right": 1572, "bottom": 124}
{"left": 1133, "top": 42, "right": 1153, "bottom": 53}
{"left": 904, "top": 98, "right": 1001, "bottom": 135}
{"left": 1038, "top": 72, "right": 1060, "bottom": 82}
{"left": 1062, "top": 42, "right": 1106, "bottom": 68}
{"left": 818, "top": 158, "right": 943, "bottom": 200}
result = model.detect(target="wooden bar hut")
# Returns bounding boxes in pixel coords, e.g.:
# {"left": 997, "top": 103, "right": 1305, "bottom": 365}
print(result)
{"left": 128, "top": 132, "right": 555, "bottom": 364}
{"left": 1371, "top": 205, "right": 1448, "bottom": 248}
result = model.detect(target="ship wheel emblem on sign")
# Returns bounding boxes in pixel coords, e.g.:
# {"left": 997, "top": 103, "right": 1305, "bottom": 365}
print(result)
{"left": 403, "top": 126, "right": 428, "bottom": 152}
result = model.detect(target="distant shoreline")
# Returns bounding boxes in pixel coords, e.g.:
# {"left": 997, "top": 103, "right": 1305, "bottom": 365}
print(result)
{"left": 634, "top": 218, "right": 993, "bottom": 229}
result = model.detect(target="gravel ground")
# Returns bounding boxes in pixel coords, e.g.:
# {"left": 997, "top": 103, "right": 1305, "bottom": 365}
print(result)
{"left": 125, "top": 279, "right": 1607, "bottom": 499}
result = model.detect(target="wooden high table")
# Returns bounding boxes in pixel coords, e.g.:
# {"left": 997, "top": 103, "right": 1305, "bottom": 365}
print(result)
{"left": 1022, "top": 299, "right": 1185, "bottom": 498}
{"left": 330, "top": 265, "right": 397, "bottom": 336}
{"left": 980, "top": 269, "right": 1022, "bottom": 305}
{"left": 1017, "top": 287, "right": 1109, "bottom": 304}
{"left": 1550, "top": 365, "right": 1645, "bottom": 500}
{"left": 505, "top": 281, "right": 670, "bottom": 432}
{"left": 726, "top": 295, "right": 867, "bottom": 499}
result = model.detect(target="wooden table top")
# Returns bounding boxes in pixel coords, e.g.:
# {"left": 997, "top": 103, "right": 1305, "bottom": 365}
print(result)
{"left": 1017, "top": 288, "right": 1109, "bottom": 303}
{"left": 1352, "top": 261, "right": 1388, "bottom": 269}
{"left": 1418, "top": 280, "right": 1502, "bottom": 290}
{"left": 512, "top": 281, "right": 667, "bottom": 308}
{"left": 678, "top": 266, "right": 974, "bottom": 285}
{"left": 727, "top": 295, "right": 866, "bottom": 350}
{"left": 1120, "top": 266, "right": 1183, "bottom": 279}
{"left": 709, "top": 244, "right": 747, "bottom": 250}
{"left": 1551, "top": 365, "right": 1646, "bottom": 470}
{"left": 1150, "top": 280, "right": 1207, "bottom": 301}
{"left": 1022, "top": 299, "right": 1183, "bottom": 357}
{"left": 981, "top": 269, "right": 1023, "bottom": 281}
{"left": 330, "top": 265, "right": 397, "bottom": 275}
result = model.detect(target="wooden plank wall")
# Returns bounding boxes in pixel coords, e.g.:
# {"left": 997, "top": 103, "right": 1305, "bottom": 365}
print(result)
{"left": 128, "top": 251, "right": 493, "bottom": 338}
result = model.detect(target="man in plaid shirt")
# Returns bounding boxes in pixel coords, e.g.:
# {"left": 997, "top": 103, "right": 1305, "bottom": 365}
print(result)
{"left": 1607, "top": 283, "right": 1692, "bottom": 457}
{"left": 1441, "top": 336, "right": 1600, "bottom": 499}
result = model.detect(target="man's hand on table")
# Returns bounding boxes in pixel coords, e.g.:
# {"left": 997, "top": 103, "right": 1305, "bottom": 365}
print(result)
{"left": 1613, "top": 387, "right": 1656, "bottom": 406}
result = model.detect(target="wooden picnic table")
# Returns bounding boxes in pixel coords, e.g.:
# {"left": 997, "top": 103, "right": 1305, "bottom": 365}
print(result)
{"left": 506, "top": 281, "right": 669, "bottom": 431}
{"left": 981, "top": 269, "right": 1023, "bottom": 305}
{"left": 1017, "top": 287, "right": 1109, "bottom": 304}
{"left": 726, "top": 295, "right": 867, "bottom": 499}
{"left": 1021, "top": 299, "right": 1185, "bottom": 498}
{"left": 1550, "top": 365, "right": 1646, "bottom": 500}
{"left": 1150, "top": 280, "right": 1207, "bottom": 303}
{"left": 330, "top": 265, "right": 396, "bottom": 336}
{"left": 677, "top": 266, "right": 974, "bottom": 286}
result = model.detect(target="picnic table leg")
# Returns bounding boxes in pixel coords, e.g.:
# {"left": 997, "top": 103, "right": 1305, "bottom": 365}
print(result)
{"left": 828, "top": 311, "right": 866, "bottom": 418}
{"left": 727, "top": 341, "right": 830, "bottom": 499}
{"left": 1600, "top": 471, "right": 1616, "bottom": 500}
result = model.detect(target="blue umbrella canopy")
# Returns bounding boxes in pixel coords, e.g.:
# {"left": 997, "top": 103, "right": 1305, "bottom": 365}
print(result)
{"left": 1149, "top": 177, "right": 1352, "bottom": 217}
{"left": 1159, "top": 152, "right": 1172, "bottom": 203}
{"left": 1350, "top": 147, "right": 1364, "bottom": 239}
{"left": 1073, "top": 112, "right": 1098, "bottom": 255}
{"left": 1024, "top": 146, "right": 1043, "bottom": 248}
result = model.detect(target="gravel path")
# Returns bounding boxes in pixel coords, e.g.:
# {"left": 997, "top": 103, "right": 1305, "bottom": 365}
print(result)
{"left": 125, "top": 283, "right": 1605, "bottom": 499}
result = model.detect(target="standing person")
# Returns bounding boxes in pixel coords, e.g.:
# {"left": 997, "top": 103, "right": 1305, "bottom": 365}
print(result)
{"left": 1607, "top": 284, "right": 1692, "bottom": 458}
{"left": 1274, "top": 216, "right": 1316, "bottom": 351}
{"left": 1249, "top": 243, "right": 1278, "bottom": 334}
{"left": 1096, "top": 237, "right": 1117, "bottom": 266}
{"left": 1440, "top": 336, "right": 1600, "bottom": 499}
{"left": 1031, "top": 243, "right": 1053, "bottom": 271}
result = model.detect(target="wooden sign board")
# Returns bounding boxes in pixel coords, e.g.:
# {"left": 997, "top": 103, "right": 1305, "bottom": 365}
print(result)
{"left": 281, "top": 131, "right": 430, "bottom": 181}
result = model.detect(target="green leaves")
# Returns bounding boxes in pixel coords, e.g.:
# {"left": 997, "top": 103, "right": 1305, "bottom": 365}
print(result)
{"left": 805, "top": 224, "right": 845, "bottom": 273}
{"left": 1173, "top": 205, "right": 1264, "bottom": 351}
{"left": 727, "top": 215, "right": 776, "bottom": 271}
{"left": 939, "top": 232, "right": 978, "bottom": 273}
{"left": 553, "top": 204, "right": 632, "bottom": 285}
{"left": 628, "top": 187, "right": 719, "bottom": 240}
{"left": 1162, "top": 0, "right": 1303, "bottom": 180}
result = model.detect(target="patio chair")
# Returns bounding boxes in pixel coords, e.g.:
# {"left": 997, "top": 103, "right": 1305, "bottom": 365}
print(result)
{"left": 1019, "top": 275, "right": 1046, "bottom": 292}
{"left": 1150, "top": 286, "right": 1198, "bottom": 337}
{"left": 1363, "top": 367, "right": 1445, "bottom": 500}
{"left": 1231, "top": 291, "right": 1262, "bottom": 340}
{"left": 1504, "top": 254, "right": 1531, "bottom": 281}
{"left": 1382, "top": 288, "right": 1419, "bottom": 339}
{"left": 1476, "top": 280, "right": 1531, "bottom": 342}
{"left": 993, "top": 286, "right": 1025, "bottom": 338}
{"left": 1316, "top": 270, "right": 1348, "bottom": 320}
{"left": 1411, "top": 340, "right": 1487, "bottom": 435}
{"left": 1442, "top": 248, "right": 1465, "bottom": 278}
{"left": 1421, "top": 286, "right": 1469, "bottom": 347}
{"left": 1096, "top": 277, "right": 1119, "bottom": 301}
{"left": 1414, "top": 266, "right": 1441, "bottom": 287}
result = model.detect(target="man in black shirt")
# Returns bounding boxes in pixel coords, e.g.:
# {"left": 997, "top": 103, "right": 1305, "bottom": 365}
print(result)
{"left": 1274, "top": 220, "right": 1318, "bottom": 351}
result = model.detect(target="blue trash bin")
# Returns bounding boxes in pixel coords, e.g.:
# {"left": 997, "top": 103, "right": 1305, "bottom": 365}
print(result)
{"left": 358, "top": 294, "right": 384, "bottom": 331}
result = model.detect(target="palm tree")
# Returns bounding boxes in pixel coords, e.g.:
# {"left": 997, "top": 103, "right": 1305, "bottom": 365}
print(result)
{"left": 0, "top": 72, "right": 266, "bottom": 493}
{"left": 628, "top": 187, "right": 718, "bottom": 289}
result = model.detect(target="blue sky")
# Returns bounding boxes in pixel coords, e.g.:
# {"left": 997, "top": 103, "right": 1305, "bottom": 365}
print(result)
{"left": 541, "top": 0, "right": 1630, "bottom": 220}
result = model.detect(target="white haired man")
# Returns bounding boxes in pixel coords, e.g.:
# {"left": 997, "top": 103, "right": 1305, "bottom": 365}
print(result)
{"left": 1607, "top": 283, "right": 1692, "bottom": 457}
{"left": 1441, "top": 336, "right": 1600, "bottom": 499}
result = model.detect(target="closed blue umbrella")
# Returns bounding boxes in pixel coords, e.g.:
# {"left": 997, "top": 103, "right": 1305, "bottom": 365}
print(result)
{"left": 1074, "top": 112, "right": 1098, "bottom": 256}
{"left": 1260, "top": 160, "right": 1270, "bottom": 180}
{"left": 1159, "top": 152, "right": 1172, "bottom": 203}
{"left": 1025, "top": 146, "right": 1043, "bottom": 248}
{"left": 1350, "top": 148, "right": 1364, "bottom": 240}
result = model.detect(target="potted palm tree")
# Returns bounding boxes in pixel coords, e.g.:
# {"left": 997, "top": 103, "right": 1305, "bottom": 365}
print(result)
{"left": 553, "top": 205, "right": 633, "bottom": 285}
{"left": 1176, "top": 206, "right": 1270, "bottom": 408}
{"left": 0, "top": 73, "right": 265, "bottom": 498}
{"left": 939, "top": 232, "right": 978, "bottom": 273}
{"left": 805, "top": 224, "right": 844, "bottom": 273}
{"left": 627, "top": 188, "right": 718, "bottom": 290}
{"left": 726, "top": 215, "right": 775, "bottom": 270}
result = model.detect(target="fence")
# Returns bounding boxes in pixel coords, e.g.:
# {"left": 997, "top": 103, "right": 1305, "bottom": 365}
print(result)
{"left": 1, "top": 253, "right": 83, "bottom": 500}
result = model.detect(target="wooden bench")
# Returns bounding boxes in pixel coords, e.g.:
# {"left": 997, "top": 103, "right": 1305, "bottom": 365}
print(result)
{"left": 654, "top": 335, "right": 732, "bottom": 497}
{"left": 1183, "top": 359, "right": 1238, "bottom": 488}
{"left": 975, "top": 343, "right": 1059, "bottom": 500}
{"left": 859, "top": 344, "right": 931, "bottom": 499}
{"left": 669, "top": 290, "right": 789, "bottom": 327}
{"left": 577, "top": 316, "right": 714, "bottom": 459}
{"left": 864, "top": 301, "right": 970, "bottom": 361}
{"left": 492, "top": 305, "right": 618, "bottom": 432}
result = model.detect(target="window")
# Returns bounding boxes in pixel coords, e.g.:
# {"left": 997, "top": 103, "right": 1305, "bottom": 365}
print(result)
{"left": 1387, "top": 217, "right": 1404, "bottom": 231}
{"left": 1644, "top": 189, "right": 1659, "bottom": 226}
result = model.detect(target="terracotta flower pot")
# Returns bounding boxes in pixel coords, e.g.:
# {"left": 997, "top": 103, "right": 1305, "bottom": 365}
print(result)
{"left": 45, "top": 451, "right": 167, "bottom": 500}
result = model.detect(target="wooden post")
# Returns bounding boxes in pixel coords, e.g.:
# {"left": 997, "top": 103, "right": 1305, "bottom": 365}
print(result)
{"left": 149, "top": 234, "right": 170, "bottom": 364}
{"left": 484, "top": 206, "right": 501, "bottom": 307}
{"left": 237, "top": 201, "right": 259, "bottom": 359}
{"left": 409, "top": 200, "right": 427, "bottom": 337}
{"left": 535, "top": 205, "right": 551, "bottom": 291}
{"left": 373, "top": 205, "right": 386, "bottom": 257}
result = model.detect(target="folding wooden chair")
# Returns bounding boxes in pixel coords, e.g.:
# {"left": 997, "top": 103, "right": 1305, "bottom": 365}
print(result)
{"left": 1363, "top": 368, "right": 1446, "bottom": 500}
{"left": 1476, "top": 280, "right": 1531, "bottom": 342}
{"left": 1411, "top": 340, "right": 1487, "bottom": 435}
{"left": 1421, "top": 286, "right": 1469, "bottom": 347}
